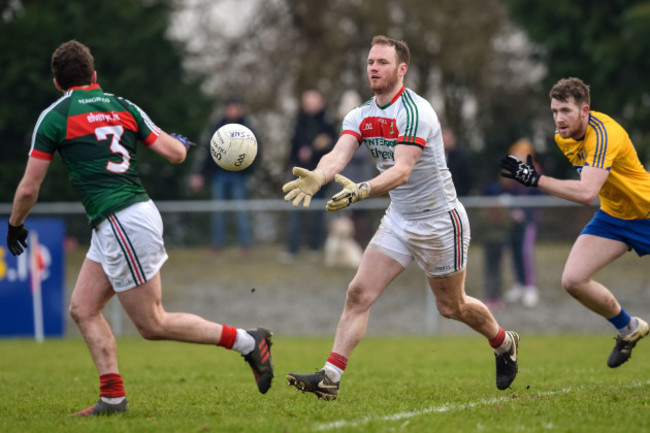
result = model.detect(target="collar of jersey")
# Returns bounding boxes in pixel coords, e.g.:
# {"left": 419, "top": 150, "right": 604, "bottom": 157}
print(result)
{"left": 376, "top": 86, "right": 405, "bottom": 109}
{"left": 68, "top": 83, "right": 101, "bottom": 92}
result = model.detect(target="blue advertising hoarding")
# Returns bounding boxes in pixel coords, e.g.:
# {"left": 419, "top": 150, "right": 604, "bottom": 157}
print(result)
{"left": 0, "top": 218, "right": 65, "bottom": 337}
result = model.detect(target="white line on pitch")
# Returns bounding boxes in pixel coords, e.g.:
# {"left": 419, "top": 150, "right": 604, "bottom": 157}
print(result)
{"left": 313, "top": 388, "right": 573, "bottom": 431}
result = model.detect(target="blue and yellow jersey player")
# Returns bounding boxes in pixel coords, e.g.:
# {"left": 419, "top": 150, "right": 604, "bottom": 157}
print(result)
{"left": 555, "top": 108, "right": 650, "bottom": 220}
{"left": 500, "top": 77, "right": 649, "bottom": 369}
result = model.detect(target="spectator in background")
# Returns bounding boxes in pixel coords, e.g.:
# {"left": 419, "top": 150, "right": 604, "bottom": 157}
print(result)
{"left": 283, "top": 88, "right": 338, "bottom": 262}
{"left": 479, "top": 177, "right": 512, "bottom": 309}
{"left": 502, "top": 138, "right": 541, "bottom": 308}
{"left": 442, "top": 127, "right": 474, "bottom": 196}
{"left": 190, "top": 95, "right": 258, "bottom": 258}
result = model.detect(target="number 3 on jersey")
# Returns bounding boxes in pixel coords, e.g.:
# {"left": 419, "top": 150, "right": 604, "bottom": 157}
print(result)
{"left": 96, "top": 125, "right": 130, "bottom": 173}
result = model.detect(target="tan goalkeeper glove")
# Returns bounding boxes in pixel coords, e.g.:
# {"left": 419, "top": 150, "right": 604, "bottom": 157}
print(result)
{"left": 326, "top": 174, "right": 371, "bottom": 211}
{"left": 282, "top": 167, "right": 327, "bottom": 207}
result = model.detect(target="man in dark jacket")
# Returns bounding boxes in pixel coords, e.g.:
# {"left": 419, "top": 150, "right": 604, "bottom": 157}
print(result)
{"left": 283, "top": 89, "right": 338, "bottom": 261}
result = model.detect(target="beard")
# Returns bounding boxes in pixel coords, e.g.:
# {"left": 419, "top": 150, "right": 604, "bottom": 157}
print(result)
{"left": 369, "top": 66, "right": 400, "bottom": 94}
{"left": 557, "top": 120, "right": 583, "bottom": 139}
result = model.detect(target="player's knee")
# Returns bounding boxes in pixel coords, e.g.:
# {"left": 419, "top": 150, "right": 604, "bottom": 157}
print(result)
{"left": 68, "top": 303, "right": 81, "bottom": 323}
{"left": 561, "top": 272, "right": 583, "bottom": 296}
{"left": 345, "top": 282, "right": 373, "bottom": 310}
{"left": 134, "top": 321, "right": 165, "bottom": 340}
{"left": 435, "top": 300, "right": 460, "bottom": 320}
{"left": 68, "top": 301, "right": 93, "bottom": 325}
{"left": 561, "top": 272, "right": 577, "bottom": 292}
{"left": 137, "top": 327, "right": 164, "bottom": 341}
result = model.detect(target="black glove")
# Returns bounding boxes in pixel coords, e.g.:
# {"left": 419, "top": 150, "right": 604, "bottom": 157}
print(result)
{"left": 170, "top": 133, "right": 195, "bottom": 149}
{"left": 500, "top": 154, "right": 540, "bottom": 187}
{"left": 7, "top": 223, "right": 28, "bottom": 256}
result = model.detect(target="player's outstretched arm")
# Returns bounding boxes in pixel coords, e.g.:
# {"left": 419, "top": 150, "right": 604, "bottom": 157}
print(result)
{"left": 325, "top": 143, "right": 419, "bottom": 211}
{"left": 500, "top": 154, "right": 609, "bottom": 205}
{"left": 538, "top": 165, "right": 608, "bottom": 205}
{"left": 150, "top": 131, "right": 191, "bottom": 164}
{"left": 282, "top": 134, "right": 359, "bottom": 208}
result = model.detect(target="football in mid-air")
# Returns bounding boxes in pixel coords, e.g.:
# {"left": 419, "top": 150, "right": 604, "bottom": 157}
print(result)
{"left": 210, "top": 123, "right": 257, "bottom": 171}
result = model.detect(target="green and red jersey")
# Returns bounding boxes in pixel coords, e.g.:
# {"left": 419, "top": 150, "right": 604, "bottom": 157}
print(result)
{"left": 30, "top": 84, "right": 161, "bottom": 227}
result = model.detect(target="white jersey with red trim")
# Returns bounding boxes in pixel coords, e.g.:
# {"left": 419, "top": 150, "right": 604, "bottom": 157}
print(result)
{"left": 341, "top": 87, "right": 458, "bottom": 217}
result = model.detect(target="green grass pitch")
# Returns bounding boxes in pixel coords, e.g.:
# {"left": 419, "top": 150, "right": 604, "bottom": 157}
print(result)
{"left": 1, "top": 335, "right": 649, "bottom": 432}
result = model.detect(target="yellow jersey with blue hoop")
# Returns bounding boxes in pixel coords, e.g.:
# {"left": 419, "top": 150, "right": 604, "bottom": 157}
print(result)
{"left": 554, "top": 110, "right": 650, "bottom": 220}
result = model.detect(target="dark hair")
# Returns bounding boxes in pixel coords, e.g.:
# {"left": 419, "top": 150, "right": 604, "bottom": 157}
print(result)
{"left": 51, "top": 40, "right": 94, "bottom": 90}
{"left": 371, "top": 35, "right": 410, "bottom": 66}
{"left": 549, "top": 77, "right": 590, "bottom": 106}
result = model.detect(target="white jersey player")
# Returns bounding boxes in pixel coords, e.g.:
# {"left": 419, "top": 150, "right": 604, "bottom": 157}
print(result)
{"left": 282, "top": 35, "right": 520, "bottom": 400}
{"left": 342, "top": 88, "right": 457, "bottom": 217}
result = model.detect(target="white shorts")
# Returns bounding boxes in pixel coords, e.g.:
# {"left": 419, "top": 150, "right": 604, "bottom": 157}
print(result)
{"left": 87, "top": 200, "right": 168, "bottom": 292}
{"left": 367, "top": 204, "right": 471, "bottom": 278}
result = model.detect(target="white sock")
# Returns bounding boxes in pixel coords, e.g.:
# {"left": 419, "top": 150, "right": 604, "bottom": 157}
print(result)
{"left": 493, "top": 332, "right": 512, "bottom": 356}
{"left": 324, "top": 363, "right": 343, "bottom": 383}
{"left": 100, "top": 396, "right": 125, "bottom": 404}
{"left": 619, "top": 317, "right": 639, "bottom": 337}
{"left": 233, "top": 329, "right": 255, "bottom": 355}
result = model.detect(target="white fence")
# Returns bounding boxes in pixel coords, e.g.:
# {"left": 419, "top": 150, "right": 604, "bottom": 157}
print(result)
{"left": 0, "top": 195, "right": 586, "bottom": 215}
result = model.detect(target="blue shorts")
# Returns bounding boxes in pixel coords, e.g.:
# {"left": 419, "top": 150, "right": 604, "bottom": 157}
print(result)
{"left": 581, "top": 210, "right": 650, "bottom": 257}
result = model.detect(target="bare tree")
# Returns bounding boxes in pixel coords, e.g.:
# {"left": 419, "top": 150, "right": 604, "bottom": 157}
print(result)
{"left": 170, "top": 0, "right": 543, "bottom": 188}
